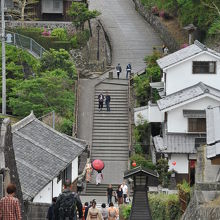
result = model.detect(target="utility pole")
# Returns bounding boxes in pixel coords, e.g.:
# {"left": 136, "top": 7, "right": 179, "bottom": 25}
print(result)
{"left": 1, "top": 0, "right": 6, "bottom": 115}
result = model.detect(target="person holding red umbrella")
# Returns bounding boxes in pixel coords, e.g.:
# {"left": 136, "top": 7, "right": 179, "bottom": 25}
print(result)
{"left": 96, "top": 170, "right": 103, "bottom": 185}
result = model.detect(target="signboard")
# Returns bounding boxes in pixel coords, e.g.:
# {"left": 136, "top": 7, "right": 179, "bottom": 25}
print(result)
{"left": 0, "top": 174, "right": 3, "bottom": 199}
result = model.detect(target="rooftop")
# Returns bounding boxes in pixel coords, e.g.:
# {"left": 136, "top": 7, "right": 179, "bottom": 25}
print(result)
{"left": 157, "top": 40, "right": 220, "bottom": 70}
{"left": 12, "top": 112, "right": 87, "bottom": 201}
{"left": 157, "top": 82, "right": 220, "bottom": 111}
{"left": 153, "top": 133, "right": 206, "bottom": 154}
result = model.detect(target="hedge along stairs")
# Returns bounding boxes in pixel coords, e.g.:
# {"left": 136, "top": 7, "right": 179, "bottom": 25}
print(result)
{"left": 85, "top": 79, "right": 129, "bottom": 195}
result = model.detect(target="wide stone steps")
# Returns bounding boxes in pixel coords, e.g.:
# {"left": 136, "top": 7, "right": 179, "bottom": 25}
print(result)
{"left": 83, "top": 184, "right": 119, "bottom": 196}
{"left": 87, "top": 81, "right": 129, "bottom": 191}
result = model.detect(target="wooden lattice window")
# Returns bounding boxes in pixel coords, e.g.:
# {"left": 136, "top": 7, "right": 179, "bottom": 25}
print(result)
{"left": 192, "top": 61, "right": 216, "bottom": 74}
{"left": 188, "top": 118, "right": 206, "bottom": 132}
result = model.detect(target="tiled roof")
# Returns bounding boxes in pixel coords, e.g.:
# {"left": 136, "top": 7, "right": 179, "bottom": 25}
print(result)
{"left": 153, "top": 133, "right": 205, "bottom": 154}
{"left": 157, "top": 40, "right": 220, "bottom": 69}
{"left": 12, "top": 112, "right": 87, "bottom": 201}
{"left": 157, "top": 82, "right": 220, "bottom": 111}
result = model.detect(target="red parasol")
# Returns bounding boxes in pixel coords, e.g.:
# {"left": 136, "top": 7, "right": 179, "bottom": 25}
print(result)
{"left": 92, "top": 159, "right": 105, "bottom": 171}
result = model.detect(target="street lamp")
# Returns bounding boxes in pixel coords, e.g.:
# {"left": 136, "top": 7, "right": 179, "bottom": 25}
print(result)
{"left": 96, "top": 23, "right": 101, "bottom": 60}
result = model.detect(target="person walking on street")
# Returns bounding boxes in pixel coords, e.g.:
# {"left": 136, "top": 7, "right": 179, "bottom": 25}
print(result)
{"left": 106, "top": 184, "right": 113, "bottom": 204}
{"left": 116, "top": 185, "right": 123, "bottom": 205}
{"left": 47, "top": 197, "right": 57, "bottom": 220}
{"left": 0, "top": 183, "right": 22, "bottom": 220}
{"left": 54, "top": 179, "right": 83, "bottom": 220}
{"left": 121, "top": 181, "right": 128, "bottom": 204}
{"left": 105, "top": 92, "right": 111, "bottom": 112}
{"left": 126, "top": 63, "right": 132, "bottom": 79}
{"left": 98, "top": 93, "right": 105, "bottom": 112}
{"left": 83, "top": 202, "right": 88, "bottom": 220}
{"left": 108, "top": 202, "right": 118, "bottom": 220}
{"left": 86, "top": 200, "right": 103, "bottom": 220}
{"left": 100, "top": 203, "right": 108, "bottom": 220}
{"left": 116, "top": 64, "right": 122, "bottom": 79}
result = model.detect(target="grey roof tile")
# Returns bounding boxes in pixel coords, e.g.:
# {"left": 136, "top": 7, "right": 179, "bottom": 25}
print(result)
{"left": 157, "top": 40, "right": 220, "bottom": 70}
{"left": 12, "top": 113, "right": 87, "bottom": 201}
{"left": 153, "top": 133, "right": 205, "bottom": 154}
{"left": 157, "top": 82, "right": 220, "bottom": 111}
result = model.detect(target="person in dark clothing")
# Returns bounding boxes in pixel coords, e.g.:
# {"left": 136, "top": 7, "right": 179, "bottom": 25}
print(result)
{"left": 116, "top": 64, "right": 122, "bottom": 79}
{"left": 47, "top": 197, "right": 57, "bottom": 220}
{"left": 106, "top": 184, "right": 113, "bottom": 204}
{"left": 54, "top": 179, "right": 83, "bottom": 220}
{"left": 105, "top": 92, "right": 111, "bottom": 111}
{"left": 126, "top": 63, "right": 131, "bottom": 79}
{"left": 116, "top": 185, "right": 123, "bottom": 205}
{"left": 98, "top": 93, "right": 104, "bottom": 111}
{"left": 84, "top": 201, "right": 93, "bottom": 220}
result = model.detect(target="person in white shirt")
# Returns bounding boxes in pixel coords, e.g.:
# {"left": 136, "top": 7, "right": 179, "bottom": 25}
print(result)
{"left": 121, "top": 181, "right": 128, "bottom": 204}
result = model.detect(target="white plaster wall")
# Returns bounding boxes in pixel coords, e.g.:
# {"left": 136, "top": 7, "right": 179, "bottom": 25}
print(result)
{"left": 33, "top": 181, "right": 52, "bottom": 203}
{"left": 134, "top": 105, "right": 163, "bottom": 124}
{"left": 52, "top": 177, "right": 62, "bottom": 198}
{"left": 71, "top": 157, "right": 78, "bottom": 182}
{"left": 167, "top": 97, "right": 220, "bottom": 133}
{"left": 169, "top": 154, "right": 188, "bottom": 174}
{"left": 148, "top": 104, "right": 164, "bottom": 122}
{"left": 165, "top": 53, "right": 220, "bottom": 95}
{"left": 134, "top": 107, "right": 148, "bottom": 125}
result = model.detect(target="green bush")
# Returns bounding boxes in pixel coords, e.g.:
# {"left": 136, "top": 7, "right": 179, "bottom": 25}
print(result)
{"left": 120, "top": 204, "right": 131, "bottom": 219}
{"left": 51, "top": 28, "right": 68, "bottom": 41}
{"left": 58, "top": 118, "right": 73, "bottom": 136}
{"left": 149, "top": 193, "right": 181, "bottom": 220}
{"left": 156, "top": 158, "right": 171, "bottom": 187}
{"left": 208, "top": 19, "right": 220, "bottom": 36}
{"left": 52, "top": 41, "right": 72, "bottom": 51}
{"left": 70, "top": 29, "right": 90, "bottom": 48}
{"left": 177, "top": 180, "right": 191, "bottom": 204}
{"left": 134, "top": 143, "right": 143, "bottom": 154}
{"left": 130, "top": 154, "right": 156, "bottom": 170}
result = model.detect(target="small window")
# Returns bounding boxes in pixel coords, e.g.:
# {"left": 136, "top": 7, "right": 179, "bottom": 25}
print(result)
{"left": 188, "top": 118, "right": 206, "bottom": 132}
{"left": 192, "top": 61, "right": 216, "bottom": 74}
{"left": 53, "top": 0, "right": 60, "bottom": 9}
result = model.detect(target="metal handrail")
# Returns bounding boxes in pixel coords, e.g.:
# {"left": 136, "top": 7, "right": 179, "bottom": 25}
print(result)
{"left": 3, "top": 30, "right": 46, "bottom": 59}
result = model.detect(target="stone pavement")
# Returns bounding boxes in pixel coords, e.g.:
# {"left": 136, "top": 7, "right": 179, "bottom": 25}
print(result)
{"left": 90, "top": 0, "right": 162, "bottom": 78}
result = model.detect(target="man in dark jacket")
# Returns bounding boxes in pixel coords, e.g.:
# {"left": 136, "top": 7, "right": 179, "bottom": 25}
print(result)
{"left": 105, "top": 92, "right": 111, "bottom": 111}
{"left": 47, "top": 197, "right": 57, "bottom": 220}
{"left": 126, "top": 63, "right": 132, "bottom": 79}
{"left": 54, "top": 180, "right": 83, "bottom": 220}
{"left": 116, "top": 64, "right": 122, "bottom": 79}
{"left": 98, "top": 93, "right": 104, "bottom": 111}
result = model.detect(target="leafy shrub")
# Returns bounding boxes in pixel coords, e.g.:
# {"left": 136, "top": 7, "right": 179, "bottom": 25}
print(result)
{"left": 51, "top": 28, "right": 68, "bottom": 41}
{"left": 177, "top": 180, "right": 191, "bottom": 204}
{"left": 134, "top": 143, "right": 143, "bottom": 154}
{"left": 71, "top": 29, "right": 90, "bottom": 48}
{"left": 58, "top": 118, "right": 73, "bottom": 136}
{"left": 120, "top": 204, "right": 131, "bottom": 219}
{"left": 208, "top": 19, "right": 220, "bottom": 36}
{"left": 52, "top": 41, "right": 72, "bottom": 51}
{"left": 149, "top": 193, "right": 181, "bottom": 220}
{"left": 156, "top": 158, "right": 171, "bottom": 187}
{"left": 130, "top": 154, "right": 156, "bottom": 170}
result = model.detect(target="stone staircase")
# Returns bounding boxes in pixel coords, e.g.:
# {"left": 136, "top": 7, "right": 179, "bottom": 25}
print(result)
{"left": 130, "top": 189, "right": 152, "bottom": 220}
{"left": 85, "top": 80, "right": 129, "bottom": 194}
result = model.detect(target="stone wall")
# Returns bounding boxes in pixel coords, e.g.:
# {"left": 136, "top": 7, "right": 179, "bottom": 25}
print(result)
{"left": 6, "top": 21, "right": 76, "bottom": 34}
{"left": 0, "top": 118, "right": 24, "bottom": 216}
{"left": 181, "top": 145, "right": 220, "bottom": 220}
{"left": 24, "top": 202, "right": 50, "bottom": 220}
{"left": 132, "top": 0, "right": 179, "bottom": 52}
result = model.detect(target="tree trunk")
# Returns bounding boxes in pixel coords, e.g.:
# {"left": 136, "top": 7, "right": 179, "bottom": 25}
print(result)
{"left": 21, "top": 0, "right": 26, "bottom": 22}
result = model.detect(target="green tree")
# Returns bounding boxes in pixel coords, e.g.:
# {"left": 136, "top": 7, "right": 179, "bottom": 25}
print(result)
{"left": 68, "top": 2, "right": 101, "bottom": 30}
{"left": 39, "top": 49, "right": 76, "bottom": 79}
{"left": 156, "top": 158, "right": 171, "bottom": 187}
{"left": 9, "top": 70, "right": 75, "bottom": 118}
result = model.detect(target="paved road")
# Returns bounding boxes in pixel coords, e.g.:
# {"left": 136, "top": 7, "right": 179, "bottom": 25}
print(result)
{"left": 90, "top": 0, "right": 162, "bottom": 78}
